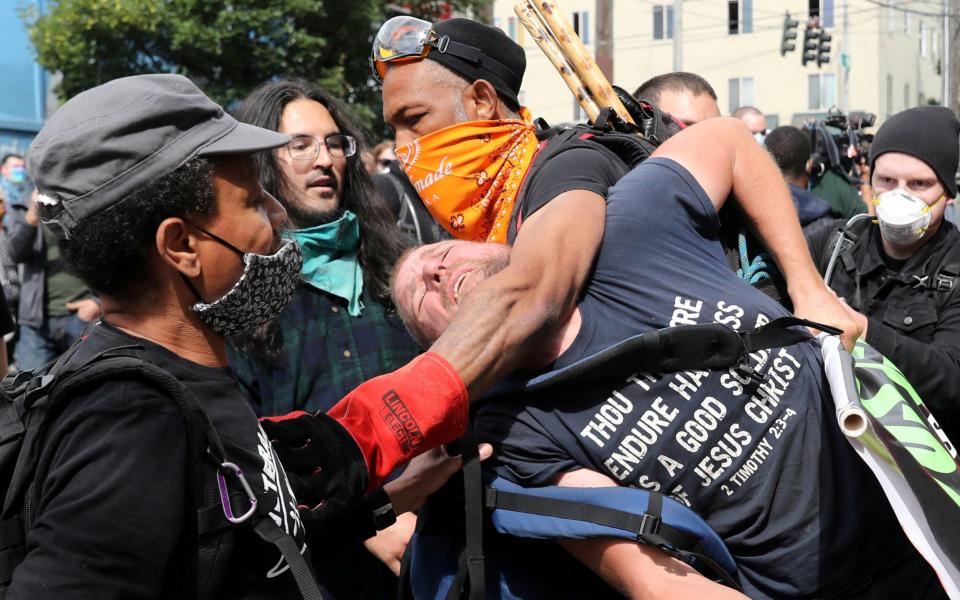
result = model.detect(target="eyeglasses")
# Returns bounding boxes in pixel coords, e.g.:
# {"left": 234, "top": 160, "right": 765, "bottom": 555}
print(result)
{"left": 285, "top": 134, "right": 357, "bottom": 161}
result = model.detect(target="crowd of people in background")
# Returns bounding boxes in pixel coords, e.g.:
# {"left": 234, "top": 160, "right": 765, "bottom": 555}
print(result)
{"left": 2, "top": 14, "right": 958, "bottom": 600}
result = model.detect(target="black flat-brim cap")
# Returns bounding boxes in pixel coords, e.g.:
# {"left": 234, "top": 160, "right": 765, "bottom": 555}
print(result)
{"left": 26, "top": 73, "right": 291, "bottom": 239}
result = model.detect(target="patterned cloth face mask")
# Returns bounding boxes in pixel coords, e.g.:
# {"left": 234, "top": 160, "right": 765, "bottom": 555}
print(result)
{"left": 183, "top": 224, "right": 304, "bottom": 337}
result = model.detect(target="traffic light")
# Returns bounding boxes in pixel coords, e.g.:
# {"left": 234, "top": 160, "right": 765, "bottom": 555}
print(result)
{"left": 780, "top": 11, "right": 799, "bottom": 56}
{"left": 801, "top": 25, "right": 820, "bottom": 66}
{"left": 817, "top": 31, "right": 832, "bottom": 67}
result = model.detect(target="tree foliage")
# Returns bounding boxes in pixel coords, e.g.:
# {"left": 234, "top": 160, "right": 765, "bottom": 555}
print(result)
{"left": 24, "top": 0, "right": 490, "bottom": 128}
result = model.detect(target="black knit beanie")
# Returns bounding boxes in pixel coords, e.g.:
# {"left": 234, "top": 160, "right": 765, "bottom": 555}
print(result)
{"left": 869, "top": 105, "right": 960, "bottom": 197}
{"left": 427, "top": 18, "right": 526, "bottom": 111}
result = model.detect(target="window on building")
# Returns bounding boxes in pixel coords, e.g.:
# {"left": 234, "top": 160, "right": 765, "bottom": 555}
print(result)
{"left": 808, "top": 73, "right": 836, "bottom": 110}
{"left": 573, "top": 99, "right": 584, "bottom": 122}
{"left": 887, "top": 5, "right": 895, "bottom": 34}
{"left": 508, "top": 17, "right": 516, "bottom": 41}
{"left": 572, "top": 11, "right": 591, "bottom": 44}
{"left": 904, "top": 83, "right": 911, "bottom": 109}
{"left": 653, "top": 5, "right": 674, "bottom": 40}
{"left": 886, "top": 74, "right": 894, "bottom": 118}
{"left": 920, "top": 21, "right": 928, "bottom": 57}
{"left": 809, "top": 0, "right": 834, "bottom": 28}
{"left": 933, "top": 30, "right": 940, "bottom": 60}
{"left": 728, "top": 1, "right": 752, "bottom": 34}
{"left": 728, "top": 77, "right": 755, "bottom": 114}
{"left": 904, "top": 11, "right": 911, "bottom": 35}
{"left": 822, "top": 0, "right": 834, "bottom": 28}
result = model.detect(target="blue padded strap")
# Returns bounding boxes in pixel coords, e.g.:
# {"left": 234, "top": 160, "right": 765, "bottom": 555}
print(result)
{"left": 484, "top": 476, "right": 737, "bottom": 577}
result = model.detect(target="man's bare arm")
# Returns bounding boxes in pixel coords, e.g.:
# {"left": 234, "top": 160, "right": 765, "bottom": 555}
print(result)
{"left": 654, "top": 117, "right": 861, "bottom": 349}
{"left": 560, "top": 537, "right": 748, "bottom": 600}
{"left": 430, "top": 190, "right": 605, "bottom": 397}
{"left": 554, "top": 470, "right": 748, "bottom": 600}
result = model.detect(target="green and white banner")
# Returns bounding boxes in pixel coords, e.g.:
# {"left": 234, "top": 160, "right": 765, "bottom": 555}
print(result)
{"left": 821, "top": 336, "right": 960, "bottom": 599}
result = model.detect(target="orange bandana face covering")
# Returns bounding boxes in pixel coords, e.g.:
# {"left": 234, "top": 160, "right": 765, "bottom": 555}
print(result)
{"left": 397, "top": 108, "right": 539, "bottom": 243}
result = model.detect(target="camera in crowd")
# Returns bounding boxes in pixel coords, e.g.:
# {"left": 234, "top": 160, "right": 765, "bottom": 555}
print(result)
{"left": 806, "top": 108, "right": 876, "bottom": 185}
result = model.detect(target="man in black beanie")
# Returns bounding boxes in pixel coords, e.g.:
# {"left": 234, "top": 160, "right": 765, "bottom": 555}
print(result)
{"left": 807, "top": 105, "right": 960, "bottom": 445}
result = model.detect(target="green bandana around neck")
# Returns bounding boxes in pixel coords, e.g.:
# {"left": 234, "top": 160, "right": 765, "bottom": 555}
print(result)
{"left": 284, "top": 210, "right": 364, "bottom": 316}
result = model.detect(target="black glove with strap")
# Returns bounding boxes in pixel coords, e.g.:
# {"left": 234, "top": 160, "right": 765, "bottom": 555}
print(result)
{"left": 260, "top": 411, "right": 369, "bottom": 548}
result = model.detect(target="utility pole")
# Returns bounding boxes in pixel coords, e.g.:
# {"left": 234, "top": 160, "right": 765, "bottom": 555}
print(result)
{"left": 944, "top": 0, "right": 951, "bottom": 108}
{"left": 673, "top": 0, "right": 682, "bottom": 71}
{"left": 596, "top": 0, "right": 614, "bottom": 81}
{"left": 842, "top": 0, "right": 850, "bottom": 112}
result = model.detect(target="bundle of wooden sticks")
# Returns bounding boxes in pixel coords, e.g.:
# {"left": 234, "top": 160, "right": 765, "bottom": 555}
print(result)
{"left": 513, "top": 0, "right": 633, "bottom": 125}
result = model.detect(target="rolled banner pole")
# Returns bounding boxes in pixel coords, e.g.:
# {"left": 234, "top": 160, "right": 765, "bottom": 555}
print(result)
{"left": 529, "top": 0, "right": 634, "bottom": 124}
{"left": 820, "top": 334, "right": 869, "bottom": 438}
{"left": 514, "top": 2, "right": 601, "bottom": 122}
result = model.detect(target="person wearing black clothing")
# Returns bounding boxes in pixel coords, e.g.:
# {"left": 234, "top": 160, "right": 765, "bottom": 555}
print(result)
{"left": 374, "top": 160, "right": 451, "bottom": 244}
{"left": 0, "top": 279, "right": 12, "bottom": 373}
{"left": 806, "top": 105, "right": 960, "bottom": 446}
{"left": 764, "top": 125, "right": 834, "bottom": 230}
{"left": 10, "top": 73, "right": 471, "bottom": 599}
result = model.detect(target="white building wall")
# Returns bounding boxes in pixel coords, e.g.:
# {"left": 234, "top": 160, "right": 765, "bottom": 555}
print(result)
{"left": 491, "top": 0, "right": 943, "bottom": 129}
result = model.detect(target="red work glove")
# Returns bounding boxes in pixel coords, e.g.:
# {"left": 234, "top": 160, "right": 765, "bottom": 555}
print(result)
{"left": 327, "top": 352, "right": 468, "bottom": 487}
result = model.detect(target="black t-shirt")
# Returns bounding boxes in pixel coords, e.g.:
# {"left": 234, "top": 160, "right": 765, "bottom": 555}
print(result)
{"left": 508, "top": 139, "right": 627, "bottom": 244}
{"left": 10, "top": 320, "right": 307, "bottom": 599}
{"left": 476, "top": 158, "right": 905, "bottom": 599}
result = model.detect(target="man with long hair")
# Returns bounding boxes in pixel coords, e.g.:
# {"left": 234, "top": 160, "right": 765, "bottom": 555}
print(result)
{"left": 227, "top": 79, "right": 423, "bottom": 597}
{"left": 229, "top": 79, "right": 419, "bottom": 415}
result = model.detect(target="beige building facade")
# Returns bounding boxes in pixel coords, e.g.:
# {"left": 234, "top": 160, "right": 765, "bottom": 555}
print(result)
{"left": 492, "top": 0, "right": 945, "bottom": 129}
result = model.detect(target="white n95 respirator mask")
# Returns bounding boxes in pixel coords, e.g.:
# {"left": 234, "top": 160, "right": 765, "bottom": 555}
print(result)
{"left": 873, "top": 189, "right": 944, "bottom": 245}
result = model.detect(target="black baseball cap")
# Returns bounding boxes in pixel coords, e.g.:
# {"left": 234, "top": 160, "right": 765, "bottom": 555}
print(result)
{"left": 27, "top": 73, "right": 291, "bottom": 238}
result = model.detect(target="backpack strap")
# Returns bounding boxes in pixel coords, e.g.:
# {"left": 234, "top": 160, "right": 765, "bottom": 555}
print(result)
{"left": 483, "top": 485, "right": 741, "bottom": 591}
{"left": 931, "top": 240, "right": 960, "bottom": 308}
{"left": 252, "top": 519, "right": 324, "bottom": 600}
{"left": 823, "top": 214, "right": 873, "bottom": 286}
{"left": 503, "top": 316, "right": 835, "bottom": 396}
{"left": 455, "top": 426, "right": 486, "bottom": 600}
{"left": 511, "top": 128, "right": 579, "bottom": 235}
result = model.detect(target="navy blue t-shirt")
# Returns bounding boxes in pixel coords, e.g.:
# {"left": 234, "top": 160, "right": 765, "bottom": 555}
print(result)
{"left": 476, "top": 158, "right": 904, "bottom": 599}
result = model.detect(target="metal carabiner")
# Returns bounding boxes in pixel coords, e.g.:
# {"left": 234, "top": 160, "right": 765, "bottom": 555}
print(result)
{"left": 216, "top": 461, "right": 258, "bottom": 524}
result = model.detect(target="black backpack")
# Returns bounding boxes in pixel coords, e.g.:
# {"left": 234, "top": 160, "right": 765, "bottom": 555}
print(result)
{"left": 509, "top": 93, "right": 681, "bottom": 241}
{"left": 0, "top": 341, "right": 326, "bottom": 599}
